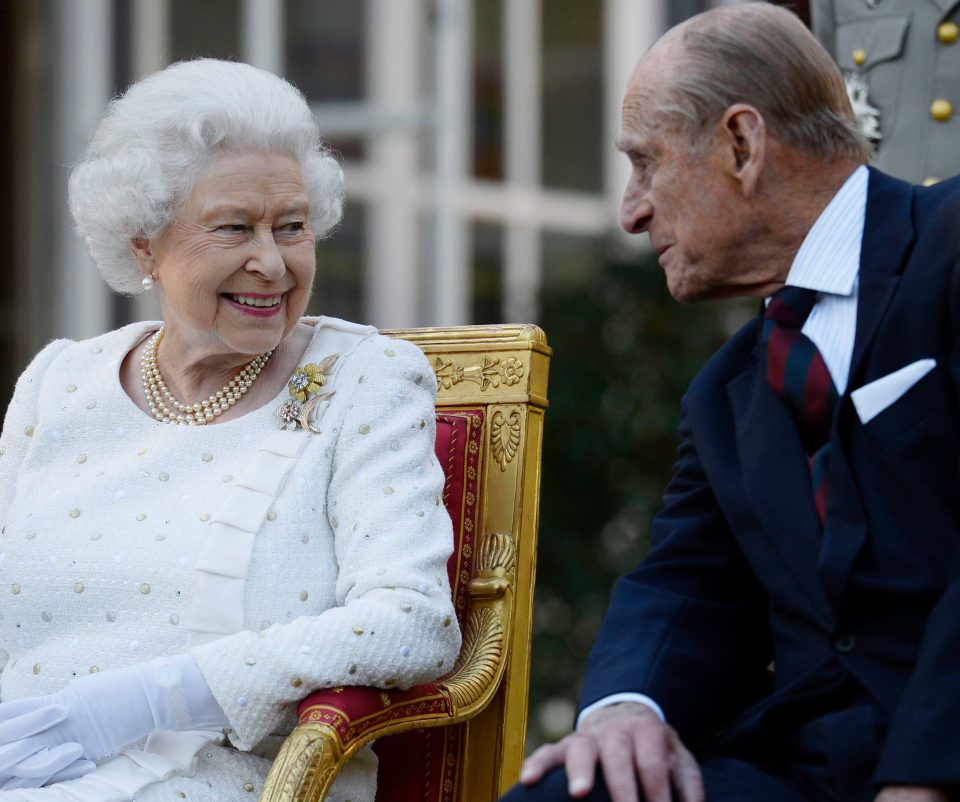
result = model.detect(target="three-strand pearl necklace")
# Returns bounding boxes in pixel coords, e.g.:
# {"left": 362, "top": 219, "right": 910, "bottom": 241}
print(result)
{"left": 141, "top": 327, "right": 273, "bottom": 425}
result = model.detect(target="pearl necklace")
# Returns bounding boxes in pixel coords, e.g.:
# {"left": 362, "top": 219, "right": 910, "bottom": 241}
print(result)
{"left": 141, "top": 327, "right": 273, "bottom": 425}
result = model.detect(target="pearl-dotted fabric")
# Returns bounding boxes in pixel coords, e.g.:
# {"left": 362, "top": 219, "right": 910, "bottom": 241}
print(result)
{"left": 0, "top": 317, "right": 460, "bottom": 801}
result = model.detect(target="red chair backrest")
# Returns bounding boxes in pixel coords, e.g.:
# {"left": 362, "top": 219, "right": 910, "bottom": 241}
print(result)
{"left": 372, "top": 410, "right": 485, "bottom": 802}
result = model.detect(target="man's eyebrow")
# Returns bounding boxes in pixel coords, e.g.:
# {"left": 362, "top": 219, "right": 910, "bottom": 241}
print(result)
{"left": 614, "top": 135, "right": 644, "bottom": 155}
{"left": 614, "top": 137, "right": 649, "bottom": 160}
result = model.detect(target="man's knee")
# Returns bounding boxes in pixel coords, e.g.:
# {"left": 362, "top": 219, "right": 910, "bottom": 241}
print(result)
{"left": 499, "top": 768, "right": 612, "bottom": 802}
{"left": 498, "top": 758, "right": 808, "bottom": 802}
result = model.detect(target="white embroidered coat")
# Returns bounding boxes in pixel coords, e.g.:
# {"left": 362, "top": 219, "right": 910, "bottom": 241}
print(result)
{"left": 0, "top": 318, "right": 461, "bottom": 801}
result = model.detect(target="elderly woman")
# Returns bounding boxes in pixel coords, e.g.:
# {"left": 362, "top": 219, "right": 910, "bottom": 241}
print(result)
{"left": 0, "top": 59, "right": 460, "bottom": 801}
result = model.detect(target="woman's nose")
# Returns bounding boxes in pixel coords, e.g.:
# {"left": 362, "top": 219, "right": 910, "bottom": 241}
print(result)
{"left": 247, "top": 231, "right": 285, "bottom": 277}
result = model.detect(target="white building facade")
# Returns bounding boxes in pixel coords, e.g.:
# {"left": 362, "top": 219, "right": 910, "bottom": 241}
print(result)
{"left": 2, "top": 0, "right": 750, "bottom": 398}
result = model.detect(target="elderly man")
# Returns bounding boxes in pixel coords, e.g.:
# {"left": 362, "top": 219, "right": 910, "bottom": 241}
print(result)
{"left": 503, "top": 4, "right": 960, "bottom": 802}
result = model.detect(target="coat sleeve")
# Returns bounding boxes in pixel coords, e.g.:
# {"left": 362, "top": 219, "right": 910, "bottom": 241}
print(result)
{"left": 191, "top": 339, "right": 461, "bottom": 751}
{"left": 0, "top": 340, "right": 72, "bottom": 673}
{"left": 578, "top": 395, "right": 772, "bottom": 747}
{"left": 0, "top": 340, "right": 72, "bottom": 526}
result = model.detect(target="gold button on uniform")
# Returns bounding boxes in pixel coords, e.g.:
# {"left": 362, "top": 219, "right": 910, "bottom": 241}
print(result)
{"left": 931, "top": 99, "right": 953, "bottom": 121}
{"left": 937, "top": 21, "right": 959, "bottom": 45}
{"left": 852, "top": 48, "right": 867, "bottom": 66}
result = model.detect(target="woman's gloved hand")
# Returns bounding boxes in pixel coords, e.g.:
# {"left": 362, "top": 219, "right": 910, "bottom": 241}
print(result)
{"left": 0, "top": 653, "right": 228, "bottom": 788}
{"left": 0, "top": 702, "right": 87, "bottom": 787}
{"left": 1, "top": 745, "right": 95, "bottom": 790}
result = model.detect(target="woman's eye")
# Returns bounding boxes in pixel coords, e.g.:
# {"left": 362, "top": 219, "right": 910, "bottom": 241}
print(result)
{"left": 275, "top": 222, "right": 307, "bottom": 238}
{"left": 217, "top": 224, "right": 247, "bottom": 234}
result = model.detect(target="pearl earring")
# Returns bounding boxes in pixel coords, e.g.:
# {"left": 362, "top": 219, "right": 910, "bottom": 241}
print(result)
{"left": 141, "top": 275, "right": 155, "bottom": 291}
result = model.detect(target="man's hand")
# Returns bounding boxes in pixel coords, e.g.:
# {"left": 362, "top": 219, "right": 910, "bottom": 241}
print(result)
{"left": 875, "top": 786, "right": 951, "bottom": 802}
{"left": 518, "top": 702, "right": 703, "bottom": 802}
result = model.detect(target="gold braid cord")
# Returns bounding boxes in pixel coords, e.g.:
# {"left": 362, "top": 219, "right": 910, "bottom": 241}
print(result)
{"left": 260, "top": 532, "right": 516, "bottom": 802}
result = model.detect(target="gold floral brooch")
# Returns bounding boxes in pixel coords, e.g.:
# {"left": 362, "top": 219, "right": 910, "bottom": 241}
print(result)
{"left": 276, "top": 354, "right": 339, "bottom": 433}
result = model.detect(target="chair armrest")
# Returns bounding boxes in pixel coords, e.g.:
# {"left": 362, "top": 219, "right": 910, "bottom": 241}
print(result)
{"left": 259, "top": 532, "right": 517, "bottom": 802}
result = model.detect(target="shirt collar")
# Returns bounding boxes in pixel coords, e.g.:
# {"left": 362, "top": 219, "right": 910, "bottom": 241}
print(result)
{"left": 784, "top": 164, "right": 868, "bottom": 298}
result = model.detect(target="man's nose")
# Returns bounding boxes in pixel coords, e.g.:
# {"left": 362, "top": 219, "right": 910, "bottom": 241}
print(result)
{"left": 619, "top": 188, "right": 653, "bottom": 234}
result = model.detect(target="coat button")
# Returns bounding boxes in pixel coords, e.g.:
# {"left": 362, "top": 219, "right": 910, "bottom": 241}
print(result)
{"left": 930, "top": 99, "right": 953, "bottom": 122}
{"left": 937, "top": 21, "right": 958, "bottom": 45}
{"left": 834, "top": 634, "right": 856, "bottom": 653}
{"left": 852, "top": 48, "right": 867, "bottom": 66}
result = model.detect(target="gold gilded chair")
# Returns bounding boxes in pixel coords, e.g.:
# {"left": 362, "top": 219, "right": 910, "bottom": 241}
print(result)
{"left": 260, "top": 324, "right": 551, "bottom": 802}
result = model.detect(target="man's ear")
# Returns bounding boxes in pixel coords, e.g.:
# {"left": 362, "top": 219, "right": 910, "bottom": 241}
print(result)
{"left": 719, "top": 103, "right": 766, "bottom": 197}
{"left": 130, "top": 237, "right": 156, "bottom": 277}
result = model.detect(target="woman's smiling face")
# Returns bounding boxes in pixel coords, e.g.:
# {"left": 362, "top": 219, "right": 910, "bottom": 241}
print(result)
{"left": 136, "top": 150, "right": 316, "bottom": 360}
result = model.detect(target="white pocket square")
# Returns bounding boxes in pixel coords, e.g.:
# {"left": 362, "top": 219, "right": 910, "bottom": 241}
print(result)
{"left": 850, "top": 358, "right": 936, "bottom": 424}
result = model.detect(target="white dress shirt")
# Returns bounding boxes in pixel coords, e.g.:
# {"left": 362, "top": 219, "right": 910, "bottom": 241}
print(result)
{"left": 578, "top": 165, "right": 870, "bottom": 730}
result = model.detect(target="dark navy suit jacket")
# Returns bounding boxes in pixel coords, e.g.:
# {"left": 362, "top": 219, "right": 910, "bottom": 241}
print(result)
{"left": 580, "top": 169, "right": 960, "bottom": 788}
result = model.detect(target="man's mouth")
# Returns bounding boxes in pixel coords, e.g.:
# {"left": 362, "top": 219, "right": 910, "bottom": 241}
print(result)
{"left": 225, "top": 293, "right": 283, "bottom": 308}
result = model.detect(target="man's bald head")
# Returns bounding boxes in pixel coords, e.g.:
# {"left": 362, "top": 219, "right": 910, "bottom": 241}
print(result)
{"left": 630, "top": 2, "right": 869, "bottom": 162}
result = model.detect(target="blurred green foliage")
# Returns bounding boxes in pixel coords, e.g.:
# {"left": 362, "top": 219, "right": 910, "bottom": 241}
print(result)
{"left": 527, "top": 247, "right": 752, "bottom": 746}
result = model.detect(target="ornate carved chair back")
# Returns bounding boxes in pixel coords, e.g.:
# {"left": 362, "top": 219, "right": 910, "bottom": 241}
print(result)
{"left": 260, "top": 324, "right": 551, "bottom": 802}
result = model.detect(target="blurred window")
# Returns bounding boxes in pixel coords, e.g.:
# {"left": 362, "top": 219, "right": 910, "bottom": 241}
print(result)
{"left": 286, "top": 0, "right": 366, "bottom": 160}
{"left": 541, "top": 230, "right": 606, "bottom": 295}
{"left": 473, "top": 0, "right": 504, "bottom": 180}
{"left": 541, "top": 0, "right": 603, "bottom": 193}
{"left": 472, "top": 222, "right": 504, "bottom": 323}
{"left": 309, "top": 201, "right": 366, "bottom": 323}
{"left": 169, "top": 0, "right": 241, "bottom": 60}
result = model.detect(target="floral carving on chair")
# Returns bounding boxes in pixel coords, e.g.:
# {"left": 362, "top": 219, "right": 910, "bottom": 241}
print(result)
{"left": 433, "top": 355, "right": 526, "bottom": 392}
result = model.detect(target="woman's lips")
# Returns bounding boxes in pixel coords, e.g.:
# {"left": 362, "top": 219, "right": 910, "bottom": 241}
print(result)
{"left": 223, "top": 293, "right": 285, "bottom": 317}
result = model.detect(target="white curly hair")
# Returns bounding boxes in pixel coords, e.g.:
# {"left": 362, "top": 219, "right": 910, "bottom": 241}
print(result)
{"left": 68, "top": 58, "right": 344, "bottom": 295}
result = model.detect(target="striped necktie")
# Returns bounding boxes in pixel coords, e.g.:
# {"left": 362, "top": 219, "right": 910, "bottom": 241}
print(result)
{"left": 761, "top": 286, "right": 839, "bottom": 525}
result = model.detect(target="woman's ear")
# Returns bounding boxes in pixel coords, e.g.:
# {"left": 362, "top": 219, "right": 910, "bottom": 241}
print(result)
{"left": 719, "top": 103, "right": 766, "bottom": 198}
{"left": 130, "top": 237, "right": 155, "bottom": 277}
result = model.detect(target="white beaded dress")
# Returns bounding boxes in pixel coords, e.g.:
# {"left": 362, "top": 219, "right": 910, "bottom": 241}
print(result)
{"left": 0, "top": 317, "right": 461, "bottom": 801}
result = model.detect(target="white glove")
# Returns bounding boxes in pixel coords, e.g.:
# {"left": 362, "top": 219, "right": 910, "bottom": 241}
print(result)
{"left": 0, "top": 702, "right": 85, "bottom": 787}
{"left": 2, "top": 747, "right": 95, "bottom": 790}
{"left": 0, "top": 653, "right": 228, "bottom": 784}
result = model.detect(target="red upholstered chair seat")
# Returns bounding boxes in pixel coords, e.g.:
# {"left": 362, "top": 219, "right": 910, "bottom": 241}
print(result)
{"left": 295, "top": 410, "right": 485, "bottom": 801}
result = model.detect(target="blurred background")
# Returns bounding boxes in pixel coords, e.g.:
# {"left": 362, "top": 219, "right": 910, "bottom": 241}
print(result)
{"left": 0, "top": 0, "right": 809, "bottom": 748}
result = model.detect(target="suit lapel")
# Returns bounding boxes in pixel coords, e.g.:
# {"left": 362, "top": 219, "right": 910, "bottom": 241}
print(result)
{"left": 817, "top": 431, "right": 869, "bottom": 612}
{"left": 728, "top": 354, "right": 833, "bottom": 624}
{"left": 817, "top": 169, "right": 915, "bottom": 609}
{"left": 726, "top": 171, "right": 915, "bottom": 620}
{"left": 847, "top": 169, "right": 912, "bottom": 388}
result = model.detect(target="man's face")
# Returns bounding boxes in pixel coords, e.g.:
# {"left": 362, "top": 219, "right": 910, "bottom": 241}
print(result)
{"left": 617, "top": 69, "right": 757, "bottom": 303}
